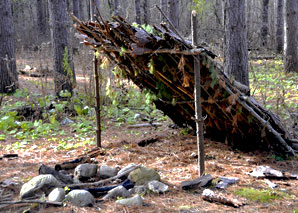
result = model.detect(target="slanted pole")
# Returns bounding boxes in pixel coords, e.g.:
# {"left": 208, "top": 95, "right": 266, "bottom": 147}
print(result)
{"left": 192, "top": 10, "right": 205, "bottom": 176}
{"left": 94, "top": 50, "right": 101, "bottom": 147}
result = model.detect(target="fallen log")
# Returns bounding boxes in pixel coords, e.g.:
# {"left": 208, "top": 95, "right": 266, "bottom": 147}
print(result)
{"left": 0, "top": 200, "right": 62, "bottom": 207}
{"left": 71, "top": 13, "right": 297, "bottom": 155}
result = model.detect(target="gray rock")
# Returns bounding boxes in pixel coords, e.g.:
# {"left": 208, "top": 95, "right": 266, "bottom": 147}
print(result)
{"left": 65, "top": 190, "right": 95, "bottom": 207}
{"left": 74, "top": 164, "right": 98, "bottom": 179}
{"left": 265, "top": 179, "right": 278, "bottom": 188}
{"left": 129, "top": 185, "right": 147, "bottom": 195}
{"left": 48, "top": 188, "right": 65, "bottom": 202}
{"left": 128, "top": 167, "right": 160, "bottom": 185}
{"left": 61, "top": 117, "right": 74, "bottom": 125}
{"left": 148, "top": 180, "right": 169, "bottom": 193}
{"left": 202, "top": 189, "right": 215, "bottom": 197}
{"left": 103, "top": 186, "right": 130, "bottom": 200}
{"left": 216, "top": 177, "right": 240, "bottom": 189}
{"left": 181, "top": 174, "right": 212, "bottom": 190}
{"left": 99, "top": 165, "right": 118, "bottom": 179}
{"left": 116, "top": 194, "right": 143, "bottom": 206}
{"left": 20, "top": 175, "right": 61, "bottom": 199}
{"left": 117, "top": 163, "right": 136, "bottom": 178}
{"left": 250, "top": 166, "right": 283, "bottom": 178}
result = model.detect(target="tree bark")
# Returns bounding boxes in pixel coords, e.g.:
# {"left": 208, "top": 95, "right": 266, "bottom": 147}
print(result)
{"left": 276, "top": 0, "right": 284, "bottom": 53}
{"left": 114, "top": 0, "right": 119, "bottom": 16}
{"left": 73, "top": 0, "right": 79, "bottom": 18}
{"left": 284, "top": 0, "right": 298, "bottom": 73}
{"left": 160, "top": 0, "right": 167, "bottom": 22}
{"left": 168, "top": 0, "right": 179, "bottom": 29}
{"left": 93, "top": 0, "right": 100, "bottom": 16}
{"left": 79, "top": 0, "right": 84, "bottom": 20}
{"left": 224, "top": 0, "right": 249, "bottom": 87}
{"left": 135, "top": 0, "right": 141, "bottom": 24}
{"left": 36, "top": 0, "right": 46, "bottom": 41}
{"left": 261, "top": 0, "right": 269, "bottom": 47}
{"left": 48, "top": 0, "right": 75, "bottom": 97}
{"left": 142, "top": 0, "right": 149, "bottom": 25}
{"left": 0, "top": 0, "right": 18, "bottom": 93}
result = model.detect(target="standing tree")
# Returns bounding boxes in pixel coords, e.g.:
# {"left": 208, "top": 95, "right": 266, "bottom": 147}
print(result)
{"left": 224, "top": 0, "right": 249, "bottom": 87}
{"left": 48, "top": 0, "right": 75, "bottom": 97}
{"left": 160, "top": 0, "right": 167, "bottom": 22}
{"left": 284, "top": 0, "right": 298, "bottom": 73}
{"left": 0, "top": 0, "right": 18, "bottom": 93}
{"left": 142, "top": 0, "right": 149, "bottom": 25}
{"left": 168, "top": 0, "right": 179, "bottom": 29}
{"left": 135, "top": 0, "right": 141, "bottom": 24}
{"left": 261, "top": 0, "right": 269, "bottom": 47}
{"left": 114, "top": 0, "right": 119, "bottom": 16}
{"left": 73, "top": 0, "right": 79, "bottom": 18}
{"left": 36, "top": 0, "right": 46, "bottom": 41}
{"left": 93, "top": 0, "right": 100, "bottom": 16}
{"left": 276, "top": 0, "right": 284, "bottom": 54}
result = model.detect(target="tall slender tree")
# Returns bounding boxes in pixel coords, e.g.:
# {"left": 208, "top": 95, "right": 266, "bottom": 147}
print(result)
{"left": 224, "top": 0, "right": 249, "bottom": 87}
{"left": 276, "top": 0, "right": 284, "bottom": 53}
{"left": 48, "top": 0, "right": 75, "bottom": 97}
{"left": 168, "top": 0, "right": 179, "bottom": 29}
{"left": 0, "top": 0, "right": 18, "bottom": 93}
{"left": 284, "top": 0, "right": 298, "bottom": 73}
{"left": 142, "top": 0, "right": 149, "bottom": 25}
{"left": 36, "top": 0, "right": 46, "bottom": 41}
{"left": 114, "top": 0, "right": 119, "bottom": 16}
{"left": 160, "top": 0, "right": 167, "bottom": 22}
{"left": 261, "top": 0, "right": 269, "bottom": 47}
{"left": 73, "top": 0, "right": 79, "bottom": 18}
{"left": 135, "top": 0, "right": 141, "bottom": 24}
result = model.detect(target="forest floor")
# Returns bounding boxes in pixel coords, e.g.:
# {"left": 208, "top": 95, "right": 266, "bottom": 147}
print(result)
{"left": 0, "top": 65, "right": 298, "bottom": 212}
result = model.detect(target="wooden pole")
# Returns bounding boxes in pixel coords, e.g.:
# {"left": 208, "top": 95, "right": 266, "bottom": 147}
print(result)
{"left": 94, "top": 50, "right": 101, "bottom": 147}
{"left": 191, "top": 10, "right": 205, "bottom": 176}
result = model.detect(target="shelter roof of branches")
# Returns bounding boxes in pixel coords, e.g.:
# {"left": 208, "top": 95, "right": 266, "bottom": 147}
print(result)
{"left": 72, "top": 14, "right": 297, "bottom": 156}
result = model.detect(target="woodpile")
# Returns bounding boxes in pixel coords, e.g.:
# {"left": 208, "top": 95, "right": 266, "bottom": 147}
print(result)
{"left": 72, "top": 14, "right": 297, "bottom": 156}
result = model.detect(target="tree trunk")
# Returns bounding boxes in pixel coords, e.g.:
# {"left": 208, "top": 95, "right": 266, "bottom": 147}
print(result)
{"left": 73, "top": 0, "right": 79, "bottom": 18}
{"left": 79, "top": 0, "right": 84, "bottom": 20}
{"left": 0, "top": 0, "right": 18, "bottom": 93}
{"left": 160, "top": 0, "right": 167, "bottom": 22}
{"left": 135, "top": 0, "right": 141, "bottom": 24}
{"left": 168, "top": 0, "right": 179, "bottom": 29}
{"left": 276, "top": 0, "right": 284, "bottom": 53}
{"left": 114, "top": 0, "right": 119, "bottom": 16}
{"left": 142, "top": 0, "right": 149, "bottom": 25}
{"left": 224, "top": 0, "right": 249, "bottom": 87}
{"left": 36, "top": 0, "right": 46, "bottom": 41}
{"left": 284, "top": 0, "right": 298, "bottom": 73}
{"left": 93, "top": 0, "right": 100, "bottom": 16}
{"left": 261, "top": 0, "right": 269, "bottom": 47}
{"left": 48, "top": 0, "right": 75, "bottom": 97}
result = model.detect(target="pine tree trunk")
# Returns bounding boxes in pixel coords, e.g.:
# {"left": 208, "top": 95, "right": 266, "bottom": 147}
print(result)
{"left": 79, "top": 0, "right": 84, "bottom": 20}
{"left": 93, "top": 0, "right": 100, "bottom": 16}
{"left": 284, "top": 0, "right": 298, "bottom": 73}
{"left": 168, "top": 0, "right": 179, "bottom": 29}
{"left": 261, "top": 0, "right": 269, "bottom": 47}
{"left": 142, "top": 0, "right": 149, "bottom": 25}
{"left": 276, "top": 0, "right": 284, "bottom": 53}
{"left": 36, "top": 0, "right": 46, "bottom": 41}
{"left": 48, "top": 0, "right": 75, "bottom": 97}
{"left": 160, "top": 0, "right": 167, "bottom": 22}
{"left": 73, "top": 0, "right": 79, "bottom": 18}
{"left": 135, "top": 0, "right": 141, "bottom": 24}
{"left": 114, "top": 0, "right": 119, "bottom": 16}
{"left": 0, "top": 0, "right": 18, "bottom": 93}
{"left": 224, "top": 0, "right": 249, "bottom": 87}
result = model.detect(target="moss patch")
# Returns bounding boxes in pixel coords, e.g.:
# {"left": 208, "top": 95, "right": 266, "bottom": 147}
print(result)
{"left": 234, "top": 188, "right": 286, "bottom": 203}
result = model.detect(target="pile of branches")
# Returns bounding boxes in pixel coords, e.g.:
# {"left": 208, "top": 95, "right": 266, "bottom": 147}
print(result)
{"left": 72, "top": 14, "right": 297, "bottom": 156}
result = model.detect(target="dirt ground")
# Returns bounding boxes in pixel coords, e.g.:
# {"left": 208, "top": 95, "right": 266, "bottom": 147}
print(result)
{"left": 0, "top": 75, "right": 297, "bottom": 213}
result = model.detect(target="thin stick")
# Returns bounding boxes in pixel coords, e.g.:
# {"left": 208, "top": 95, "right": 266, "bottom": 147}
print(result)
{"left": 94, "top": 50, "right": 101, "bottom": 147}
{"left": 0, "top": 200, "right": 62, "bottom": 206}
{"left": 192, "top": 10, "right": 205, "bottom": 176}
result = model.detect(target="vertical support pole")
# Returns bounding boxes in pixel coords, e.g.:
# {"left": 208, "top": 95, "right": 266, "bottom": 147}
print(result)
{"left": 94, "top": 50, "right": 101, "bottom": 147}
{"left": 191, "top": 10, "right": 205, "bottom": 176}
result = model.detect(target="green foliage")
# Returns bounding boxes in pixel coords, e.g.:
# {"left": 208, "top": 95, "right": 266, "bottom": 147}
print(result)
{"left": 234, "top": 188, "right": 286, "bottom": 203}
{"left": 193, "top": 0, "right": 211, "bottom": 19}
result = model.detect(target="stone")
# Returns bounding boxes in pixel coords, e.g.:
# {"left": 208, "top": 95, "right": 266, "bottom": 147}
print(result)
{"left": 202, "top": 189, "right": 215, "bottom": 197}
{"left": 148, "top": 180, "right": 169, "bottom": 193}
{"left": 265, "top": 179, "right": 278, "bottom": 188}
{"left": 129, "top": 185, "right": 147, "bottom": 195}
{"left": 74, "top": 164, "right": 98, "bottom": 179}
{"left": 99, "top": 165, "right": 118, "bottom": 179}
{"left": 102, "top": 185, "right": 130, "bottom": 200}
{"left": 116, "top": 194, "right": 143, "bottom": 206}
{"left": 61, "top": 117, "right": 74, "bottom": 125}
{"left": 128, "top": 167, "right": 160, "bottom": 185}
{"left": 117, "top": 163, "right": 136, "bottom": 178}
{"left": 250, "top": 166, "right": 283, "bottom": 178}
{"left": 181, "top": 174, "right": 212, "bottom": 190}
{"left": 65, "top": 190, "right": 95, "bottom": 207}
{"left": 48, "top": 188, "right": 65, "bottom": 202}
{"left": 20, "top": 175, "right": 61, "bottom": 199}
{"left": 216, "top": 177, "right": 240, "bottom": 189}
